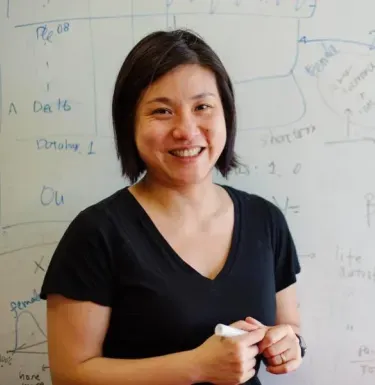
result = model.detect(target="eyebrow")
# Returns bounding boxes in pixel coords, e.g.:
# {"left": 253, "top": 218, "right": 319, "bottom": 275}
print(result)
{"left": 145, "top": 92, "right": 216, "bottom": 105}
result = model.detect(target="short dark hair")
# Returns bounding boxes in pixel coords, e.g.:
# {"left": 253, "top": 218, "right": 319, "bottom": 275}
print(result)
{"left": 112, "top": 28, "right": 241, "bottom": 184}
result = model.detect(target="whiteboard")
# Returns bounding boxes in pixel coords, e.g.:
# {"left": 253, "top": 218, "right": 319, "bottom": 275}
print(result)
{"left": 1, "top": 1, "right": 375, "bottom": 384}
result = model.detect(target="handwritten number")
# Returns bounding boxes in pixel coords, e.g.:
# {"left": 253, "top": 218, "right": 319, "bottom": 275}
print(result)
{"left": 88, "top": 141, "right": 95, "bottom": 155}
{"left": 57, "top": 22, "right": 70, "bottom": 34}
{"left": 268, "top": 161, "right": 276, "bottom": 174}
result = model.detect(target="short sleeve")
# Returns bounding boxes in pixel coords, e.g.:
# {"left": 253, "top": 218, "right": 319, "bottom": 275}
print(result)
{"left": 40, "top": 208, "right": 115, "bottom": 306}
{"left": 268, "top": 204, "right": 301, "bottom": 292}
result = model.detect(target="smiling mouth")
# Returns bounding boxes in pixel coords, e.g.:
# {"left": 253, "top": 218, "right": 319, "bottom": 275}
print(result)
{"left": 169, "top": 147, "right": 205, "bottom": 158}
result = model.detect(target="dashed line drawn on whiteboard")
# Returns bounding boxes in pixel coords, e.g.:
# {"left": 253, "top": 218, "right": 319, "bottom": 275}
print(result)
{"left": 365, "top": 193, "right": 375, "bottom": 228}
{"left": 88, "top": 1, "right": 98, "bottom": 136}
{"left": 7, "top": 310, "right": 47, "bottom": 355}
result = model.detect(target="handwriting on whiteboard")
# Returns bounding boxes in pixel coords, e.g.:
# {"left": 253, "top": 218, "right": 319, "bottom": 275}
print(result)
{"left": 36, "top": 22, "right": 71, "bottom": 43}
{"left": 19, "top": 371, "right": 45, "bottom": 384}
{"left": 336, "top": 246, "right": 375, "bottom": 284}
{"left": 36, "top": 139, "right": 96, "bottom": 155}
{"left": 351, "top": 345, "right": 375, "bottom": 376}
{"left": 9, "top": 289, "right": 41, "bottom": 318}
{"left": 261, "top": 124, "right": 316, "bottom": 147}
{"left": 41, "top": 185, "right": 64, "bottom": 207}
{"left": 233, "top": 162, "right": 302, "bottom": 178}
{"left": 272, "top": 196, "right": 300, "bottom": 215}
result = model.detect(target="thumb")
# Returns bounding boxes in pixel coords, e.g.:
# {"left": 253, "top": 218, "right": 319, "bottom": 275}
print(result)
{"left": 245, "top": 316, "right": 265, "bottom": 327}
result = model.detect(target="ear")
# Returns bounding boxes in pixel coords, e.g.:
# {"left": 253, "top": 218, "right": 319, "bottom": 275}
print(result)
{"left": 245, "top": 316, "right": 265, "bottom": 327}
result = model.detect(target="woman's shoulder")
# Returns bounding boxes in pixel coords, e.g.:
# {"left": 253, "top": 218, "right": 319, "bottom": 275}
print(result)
{"left": 220, "top": 184, "right": 290, "bottom": 232}
{"left": 220, "top": 184, "right": 279, "bottom": 213}
{"left": 67, "top": 187, "right": 132, "bottom": 235}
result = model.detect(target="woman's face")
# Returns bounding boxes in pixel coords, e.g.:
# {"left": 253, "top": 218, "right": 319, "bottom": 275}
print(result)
{"left": 134, "top": 64, "right": 227, "bottom": 187}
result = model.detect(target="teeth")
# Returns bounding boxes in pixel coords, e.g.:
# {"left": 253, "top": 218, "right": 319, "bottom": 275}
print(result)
{"left": 170, "top": 147, "right": 202, "bottom": 157}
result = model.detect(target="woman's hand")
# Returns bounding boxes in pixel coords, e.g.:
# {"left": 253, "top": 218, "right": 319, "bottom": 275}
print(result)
{"left": 245, "top": 317, "right": 302, "bottom": 375}
{"left": 194, "top": 320, "right": 266, "bottom": 384}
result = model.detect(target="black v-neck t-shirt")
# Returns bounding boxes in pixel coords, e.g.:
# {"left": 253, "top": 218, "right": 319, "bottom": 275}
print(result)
{"left": 40, "top": 184, "right": 301, "bottom": 385}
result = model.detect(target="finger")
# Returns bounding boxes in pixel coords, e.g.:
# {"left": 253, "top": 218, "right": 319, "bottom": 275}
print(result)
{"left": 266, "top": 348, "right": 292, "bottom": 367}
{"left": 245, "top": 368, "right": 256, "bottom": 381}
{"left": 258, "top": 325, "right": 289, "bottom": 353}
{"left": 262, "top": 335, "right": 292, "bottom": 358}
{"left": 245, "top": 316, "right": 265, "bottom": 327}
{"left": 246, "top": 357, "right": 257, "bottom": 371}
{"left": 266, "top": 358, "right": 301, "bottom": 375}
{"left": 245, "top": 344, "right": 259, "bottom": 358}
{"left": 229, "top": 320, "right": 262, "bottom": 333}
{"left": 227, "top": 327, "right": 265, "bottom": 347}
{"left": 242, "top": 361, "right": 257, "bottom": 383}
{"left": 242, "top": 327, "right": 267, "bottom": 345}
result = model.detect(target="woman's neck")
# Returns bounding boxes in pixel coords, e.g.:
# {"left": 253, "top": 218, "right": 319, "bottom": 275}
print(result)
{"left": 129, "top": 175, "right": 225, "bottom": 221}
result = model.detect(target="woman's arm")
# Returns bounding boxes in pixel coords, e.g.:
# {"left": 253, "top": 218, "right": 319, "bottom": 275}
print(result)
{"left": 46, "top": 294, "right": 201, "bottom": 385}
{"left": 275, "top": 283, "right": 300, "bottom": 334}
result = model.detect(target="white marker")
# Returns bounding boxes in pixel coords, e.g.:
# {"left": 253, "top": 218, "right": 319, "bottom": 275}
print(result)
{"left": 215, "top": 323, "right": 248, "bottom": 337}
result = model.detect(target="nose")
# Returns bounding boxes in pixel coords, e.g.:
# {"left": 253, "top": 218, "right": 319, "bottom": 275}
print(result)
{"left": 172, "top": 110, "right": 200, "bottom": 140}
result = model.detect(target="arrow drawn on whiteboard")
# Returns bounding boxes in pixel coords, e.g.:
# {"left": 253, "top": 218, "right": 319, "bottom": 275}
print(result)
{"left": 299, "top": 253, "right": 316, "bottom": 259}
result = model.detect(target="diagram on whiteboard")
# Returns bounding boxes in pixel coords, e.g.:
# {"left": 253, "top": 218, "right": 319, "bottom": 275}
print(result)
{"left": 7, "top": 310, "right": 47, "bottom": 355}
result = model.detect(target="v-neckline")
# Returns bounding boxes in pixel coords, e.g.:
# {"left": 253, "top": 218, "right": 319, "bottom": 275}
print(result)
{"left": 124, "top": 184, "right": 241, "bottom": 284}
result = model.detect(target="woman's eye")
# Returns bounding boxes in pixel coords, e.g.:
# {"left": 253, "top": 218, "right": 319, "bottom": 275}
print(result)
{"left": 152, "top": 108, "right": 171, "bottom": 115}
{"left": 196, "top": 104, "right": 211, "bottom": 111}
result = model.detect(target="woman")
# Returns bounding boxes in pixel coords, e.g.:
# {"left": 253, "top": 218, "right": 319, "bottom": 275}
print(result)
{"left": 40, "top": 29, "right": 306, "bottom": 385}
